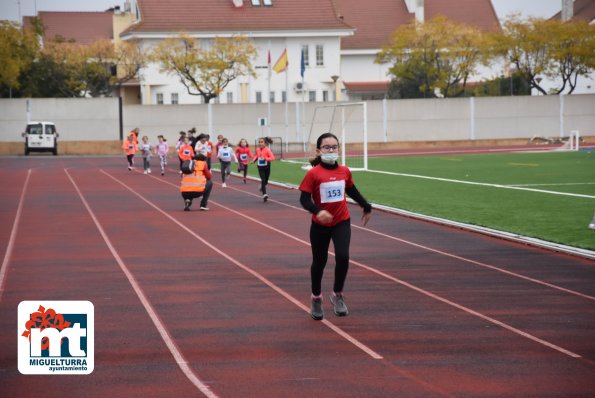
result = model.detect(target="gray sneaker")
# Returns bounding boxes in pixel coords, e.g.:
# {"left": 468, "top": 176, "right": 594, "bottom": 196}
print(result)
{"left": 310, "top": 297, "right": 324, "bottom": 320}
{"left": 330, "top": 293, "right": 349, "bottom": 316}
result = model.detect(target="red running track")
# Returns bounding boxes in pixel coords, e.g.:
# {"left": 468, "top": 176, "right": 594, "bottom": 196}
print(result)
{"left": 1, "top": 156, "right": 594, "bottom": 397}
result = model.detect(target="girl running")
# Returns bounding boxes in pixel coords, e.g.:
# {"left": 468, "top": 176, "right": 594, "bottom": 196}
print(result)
{"left": 155, "top": 135, "right": 169, "bottom": 176}
{"left": 177, "top": 135, "right": 194, "bottom": 173}
{"left": 298, "top": 132, "right": 372, "bottom": 321}
{"left": 217, "top": 138, "right": 237, "bottom": 187}
{"left": 175, "top": 131, "right": 188, "bottom": 171}
{"left": 140, "top": 135, "right": 152, "bottom": 174}
{"left": 252, "top": 137, "right": 275, "bottom": 202}
{"left": 122, "top": 134, "right": 138, "bottom": 171}
{"left": 235, "top": 138, "right": 253, "bottom": 184}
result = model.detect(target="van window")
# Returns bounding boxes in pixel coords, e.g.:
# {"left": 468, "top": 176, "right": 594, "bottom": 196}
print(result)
{"left": 45, "top": 125, "right": 56, "bottom": 134}
{"left": 27, "top": 124, "right": 43, "bottom": 135}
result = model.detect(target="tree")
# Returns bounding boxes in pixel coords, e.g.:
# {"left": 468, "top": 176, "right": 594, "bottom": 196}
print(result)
{"left": 494, "top": 17, "right": 595, "bottom": 95}
{"left": 151, "top": 34, "right": 257, "bottom": 103}
{"left": 87, "top": 38, "right": 146, "bottom": 97}
{"left": 377, "top": 16, "right": 489, "bottom": 98}
{"left": 0, "top": 21, "right": 39, "bottom": 97}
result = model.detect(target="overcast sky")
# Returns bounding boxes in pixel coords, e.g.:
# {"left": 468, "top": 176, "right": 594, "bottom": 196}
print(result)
{"left": 0, "top": 0, "right": 563, "bottom": 23}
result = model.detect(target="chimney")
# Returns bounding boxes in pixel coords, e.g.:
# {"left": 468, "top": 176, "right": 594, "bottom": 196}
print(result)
{"left": 561, "top": 0, "right": 573, "bottom": 21}
{"left": 415, "top": 0, "right": 424, "bottom": 23}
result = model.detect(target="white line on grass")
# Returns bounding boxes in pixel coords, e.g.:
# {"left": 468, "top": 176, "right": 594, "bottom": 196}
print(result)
{"left": 364, "top": 169, "right": 595, "bottom": 199}
{"left": 508, "top": 182, "right": 595, "bottom": 187}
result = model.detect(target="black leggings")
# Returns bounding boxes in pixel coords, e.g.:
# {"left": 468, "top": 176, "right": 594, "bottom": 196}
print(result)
{"left": 310, "top": 219, "right": 351, "bottom": 297}
{"left": 257, "top": 165, "right": 271, "bottom": 194}
{"left": 126, "top": 154, "right": 134, "bottom": 167}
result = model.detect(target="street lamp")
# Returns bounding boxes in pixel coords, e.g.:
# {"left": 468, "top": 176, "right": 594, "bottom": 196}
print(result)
{"left": 331, "top": 75, "right": 340, "bottom": 102}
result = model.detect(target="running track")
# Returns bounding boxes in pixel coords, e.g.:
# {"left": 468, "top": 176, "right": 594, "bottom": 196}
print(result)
{"left": 1, "top": 156, "right": 594, "bottom": 397}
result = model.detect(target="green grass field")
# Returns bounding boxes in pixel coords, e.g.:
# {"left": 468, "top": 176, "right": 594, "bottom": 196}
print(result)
{"left": 243, "top": 150, "right": 595, "bottom": 251}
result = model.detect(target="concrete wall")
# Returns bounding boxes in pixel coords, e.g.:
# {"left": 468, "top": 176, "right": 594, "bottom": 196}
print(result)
{"left": 1, "top": 94, "right": 593, "bottom": 155}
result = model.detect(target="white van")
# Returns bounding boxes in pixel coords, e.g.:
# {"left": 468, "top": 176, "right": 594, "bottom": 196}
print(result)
{"left": 22, "top": 122, "right": 59, "bottom": 155}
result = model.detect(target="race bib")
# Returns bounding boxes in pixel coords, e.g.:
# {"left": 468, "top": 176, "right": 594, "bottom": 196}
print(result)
{"left": 221, "top": 149, "right": 232, "bottom": 162}
{"left": 257, "top": 158, "right": 268, "bottom": 166}
{"left": 128, "top": 145, "right": 134, "bottom": 150}
{"left": 319, "top": 180, "right": 345, "bottom": 203}
{"left": 183, "top": 149, "right": 191, "bottom": 156}
{"left": 240, "top": 154, "right": 248, "bottom": 161}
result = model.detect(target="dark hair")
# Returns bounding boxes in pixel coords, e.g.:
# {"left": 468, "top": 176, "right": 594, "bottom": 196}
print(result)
{"left": 259, "top": 136, "right": 273, "bottom": 145}
{"left": 194, "top": 153, "right": 207, "bottom": 161}
{"left": 197, "top": 133, "right": 206, "bottom": 141}
{"left": 309, "top": 132, "right": 339, "bottom": 166}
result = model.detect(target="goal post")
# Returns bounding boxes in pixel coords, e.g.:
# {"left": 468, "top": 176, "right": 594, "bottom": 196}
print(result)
{"left": 306, "top": 102, "right": 368, "bottom": 171}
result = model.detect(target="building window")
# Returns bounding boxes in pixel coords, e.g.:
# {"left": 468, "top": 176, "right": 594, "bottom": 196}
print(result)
{"left": 269, "top": 91, "right": 275, "bottom": 103}
{"left": 302, "top": 45, "right": 309, "bottom": 67}
{"left": 316, "top": 44, "right": 324, "bottom": 66}
{"left": 171, "top": 93, "right": 178, "bottom": 104}
{"left": 256, "top": 91, "right": 262, "bottom": 103}
{"left": 281, "top": 91, "right": 286, "bottom": 103}
{"left": 251, "top": 0, "right": 260, "bottom": 6}
{"left": 227, "top": 92, "right": 233, "bottom": 103}
{"left": 156, "top": 93, "right": 163, "bottom": 104}
{"left": 323, "top": 90, "right": 329, "bottom": 102}
{"left": 251, "top": 0, "right": 273, "bottom": 5}
{"left": 213, "top": 96, "right": 220, "bottom": 104}
{"left": 308, "top": 90, "right": 316, "bottom": 102}
{"left": 262, "top": 0, "right": 272, "bottom": 5}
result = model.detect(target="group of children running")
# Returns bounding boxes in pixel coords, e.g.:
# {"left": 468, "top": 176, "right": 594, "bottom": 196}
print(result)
{"left": 122, "top": 128, "right": 277, "bottom": 206}
{"left": 123, "top": 128, "right": 373, "bottom": 322}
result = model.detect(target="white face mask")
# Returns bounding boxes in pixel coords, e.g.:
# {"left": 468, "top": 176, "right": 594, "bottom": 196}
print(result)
{"left": 320, "top": 153, "right": 338, "bottom": 164}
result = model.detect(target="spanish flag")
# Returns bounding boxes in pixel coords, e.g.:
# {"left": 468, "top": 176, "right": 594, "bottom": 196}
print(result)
{"left": 273, "top": 49, "right": 288, "bottom": 74}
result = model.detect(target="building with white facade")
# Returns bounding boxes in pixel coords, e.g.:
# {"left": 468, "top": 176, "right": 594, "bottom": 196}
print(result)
{"left": 119, "top": 0, "right": 504, "bottom": 105}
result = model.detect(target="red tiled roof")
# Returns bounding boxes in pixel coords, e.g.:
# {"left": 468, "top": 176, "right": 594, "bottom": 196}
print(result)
{"left": 24, "top": 12, "right": 113, "bottom": 45}
{"left": 424, "top": 0, "right": 500, "bottom": 32}
{"left": 337, "top": 0, "right": 500, "bottom": 50}
{"left": 335, "top": 0, "right": 412, "bottom": 50}
{"left": 124, "top": 0, "right": 352, "bottom": 34}
{"left": 551, "top": 0, "right": 595, "bottom": 21}
{"left": 343, "top": 81, "right": 389, "bottom": 92}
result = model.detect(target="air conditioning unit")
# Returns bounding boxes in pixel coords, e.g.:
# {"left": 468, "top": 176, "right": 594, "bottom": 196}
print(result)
{"left": 294, "top": 82, "right": 307, "bottom": 92}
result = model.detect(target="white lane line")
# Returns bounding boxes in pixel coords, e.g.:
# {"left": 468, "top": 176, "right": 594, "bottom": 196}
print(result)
{"left": 0, "top": 169, "right": 31, "bottom": 302}
{"left": 351, "top": 225, "right": 595, "bottom": 302}
{"left": 133, "top": 169, "right": 583, "bottom": 358}
{"left": 102, "top": 169, "right": 383, "bottom": 360}
{"left": 65, "top": 169, "right": 219, "bottom": 398}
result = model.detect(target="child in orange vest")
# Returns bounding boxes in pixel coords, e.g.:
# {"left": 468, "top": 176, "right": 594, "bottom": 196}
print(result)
{"left": 122, "top": 134, "right": 138, "bottom": 171}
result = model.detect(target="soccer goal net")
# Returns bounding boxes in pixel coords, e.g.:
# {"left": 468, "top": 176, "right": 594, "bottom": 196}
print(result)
{"left": 305, "top": 102, "right": 368, "bottom": 171}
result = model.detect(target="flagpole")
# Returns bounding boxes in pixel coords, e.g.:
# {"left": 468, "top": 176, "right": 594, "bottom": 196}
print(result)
{"left": 285, "top": 57, "right": 289, "bottom": 153}
{"left": 301, "top": 49, "right": 306, "bottom": 152}
{"left": 267, "top": 41, "right": 272, "bottom": 137}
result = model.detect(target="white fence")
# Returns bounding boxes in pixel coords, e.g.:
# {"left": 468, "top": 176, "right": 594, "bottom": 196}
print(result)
{"left": 0, "top": 95, "right": 593, "bottom": 148}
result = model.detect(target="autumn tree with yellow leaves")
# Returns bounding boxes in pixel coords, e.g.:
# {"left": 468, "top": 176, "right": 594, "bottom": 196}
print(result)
{"left": 151, "top": 34, "right": 257, "bottom": 103}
